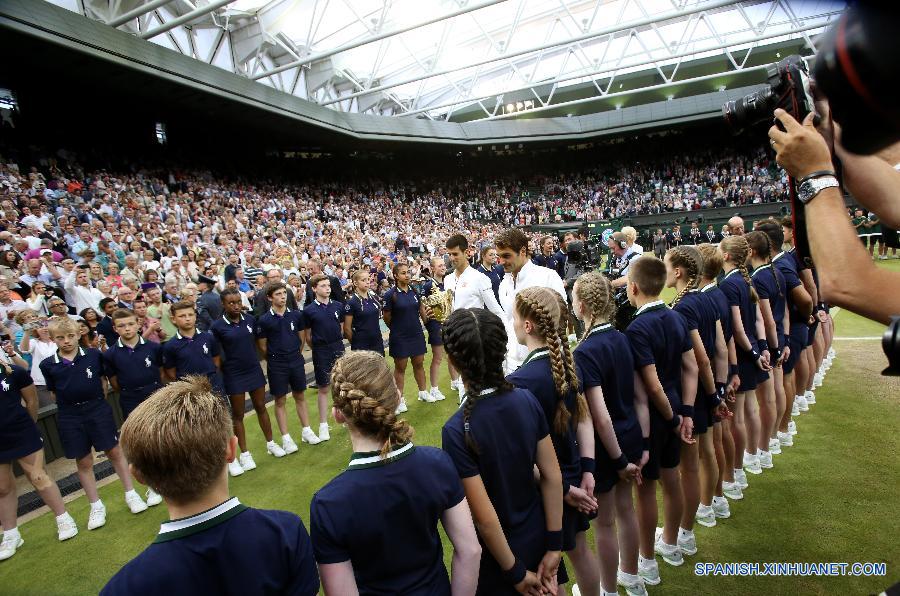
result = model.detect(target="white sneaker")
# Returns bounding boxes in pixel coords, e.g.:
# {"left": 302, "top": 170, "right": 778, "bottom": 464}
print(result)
{"left": 451, "top": 378, "right": 463, "bottom": 393}
{"left": 805, "top": 390, "right": 816, "bottom": 405}
{"left": 828, "top": 348, "right": 836, "bottom": 360}
{"left": 146, "top": 488, "right": 163, "bottom": 507}
{"left": 616, "top": 570, "right": 648, "bottom": 596}
{"left": 125, "top": 491, "right": 148, "bottom": 513}
{"left": 637, "top": 555, "right": 661, "bottom": 586}
{"left": 814, "top": 373, "right": 824, "bottom": 388}
{"left": 778, "top": 431, "right": 794, "bottom": 447}
{"left": 0, "top": 532, "right": 23, "bottom": 561}
{"left": 769, "top": 438, "right": 782, "bottom": 455}
{"left": 788, "top": 419, "right": 798, "bottom": 435}
{"left": 87, "top": 503, "right": 107, "bottom": 530}
{"left": 677, "top": 528, "right": 698, "bottom": 555}
{"left": 430, "top": 387, "right": 446, "bottom": 401}
{"left": 282, "top": 434, "right": 299, "bottom": 454}
{"left": 239, "top": 452, "right": 257, "bottom": 471}
{"left": 795, "top": 394, "right": 809, "bottom": 412}
{"left": 56, "top": 513, "right": 78, "bottom": 541}
{"left": 743, "top": 452, "right": 762, "bottom": 475}
{"left": 227, "top": 459, "right": 245, "bottom": 477}
{"left": 267, "top": 440, "right": 286, "bottom": 457}
{"left": 791, "top": 400, "right": 801, "bottom": 416}
{"left": 712, "top": 495, "right": 731, "bottom": 518}
{"left": 695, "top": 504, "right": 716, "bottom": 528}
{"left": 654, "top": 531, "right": 684, "bottom": 566}
{"left": 758, "top": 450, "right": 773, "bottom": 469}
{"left": 722, "top": 481, "right": 744, "bottom": 500}
{"left": 318, "top": 423, "right": 330, "bottom": 442}
{"left": 733, "top": 468, "right": 749, "bottom": 489}
{"left": 301, "top": 427, "right": 321, "bottom": 445}
{"left": 417, "top": 390, "right": 436, "bottom": 403}
{"left": 395, "top": 400, "right": 408, "bottom": 414}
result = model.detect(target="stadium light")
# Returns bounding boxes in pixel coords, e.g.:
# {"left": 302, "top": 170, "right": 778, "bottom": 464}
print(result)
{"left": 506, "top": 103, "right": 515, "bottom": 112}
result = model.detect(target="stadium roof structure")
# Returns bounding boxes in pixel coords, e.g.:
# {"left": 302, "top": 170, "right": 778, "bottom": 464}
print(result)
{"left": 45, "top": 0, "right": 844, "bottom": 123}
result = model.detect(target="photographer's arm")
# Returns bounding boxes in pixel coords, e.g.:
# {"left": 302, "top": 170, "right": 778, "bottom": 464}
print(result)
{"left": 770, "top": 109, "right": 900, "bottom": 325}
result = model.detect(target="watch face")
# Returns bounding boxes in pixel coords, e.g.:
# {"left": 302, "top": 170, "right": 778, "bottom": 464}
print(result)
{"left": 798, "top": 182, "right": 814, "bottom": 203}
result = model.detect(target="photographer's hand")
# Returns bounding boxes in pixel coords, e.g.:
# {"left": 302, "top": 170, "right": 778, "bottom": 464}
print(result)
{"left": 768, "top": 110, "right": 834, "bottom": 179}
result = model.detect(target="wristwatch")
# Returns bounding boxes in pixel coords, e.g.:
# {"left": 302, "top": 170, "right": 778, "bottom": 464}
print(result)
{"left": 797, "top": 175, "right": 839, "bottom": 204}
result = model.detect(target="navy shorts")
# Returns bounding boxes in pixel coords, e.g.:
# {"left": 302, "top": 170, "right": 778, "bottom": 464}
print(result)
{"left": 691, "top": 392, "right": 712, "bottom": 435}
{"left": 807, "top": 320, "right": 819, "bottom": 347}
{"left": 267, "top": 355, "right": 307, "bottom": 396}
{"left": 756, "top": 366, "right": 771, "bottom": 386}
{"left": 312, "top": 343, "right": 344, "bottom": 387}
{"left": 57, "top": 399, "right": 119, "bottom": 459}
{"left": 594, "top": 422, "right": 642, "bottom": 494}
{"left": 425, "top": 320, "right": 443, "bottom": 346}
{"left": 388, "top": 334, "right": 427, "bottom": 359}
{"left": 223, "top": 365, "right": 266, "bottom": 396}
{"left": 562, "top": 504, "right": 590, "bottom": 551}
{"left": 119, "top": 383, "right": 162, "bottom": 420}
{"left": 783, "top": 326, "right": 808, "bottom": 374}
{"left": 736, "top": 352, "right": 759, "bottom": 392}
{"left": 643, "top": 416, "right": 681, "bottom": 481}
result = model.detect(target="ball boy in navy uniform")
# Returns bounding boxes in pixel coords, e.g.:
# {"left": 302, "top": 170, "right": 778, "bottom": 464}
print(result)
{"left": 571, "top": 271, "right": 647, "bottom": 596}
{"left": 101, "top": 376, "right": 319, "bottom": 596}
{"left": 0, "top": 361, "right": 78, "bottom": 561}
{"left": 103, "top": 308, "right": 165, "bottom": 507}
{"left": 302, "top": 274, "right": 345, "bottom": 442}
{"left": 441, "top": 308, "right": 564, "bottom": 595}
{"left": 623, "top": 257, "right": 698, "bottom": 586}
{"left": 212, "top": 288, "right": 284, "bottom": 469}
{"left": 40, "top": 318, "right": 149, "bottom": 532}
{"left": 311, "top": 351, "right": 480, "bottom": 595}
{"left": 256, "top": 282, "right": 319, "bottom": 453}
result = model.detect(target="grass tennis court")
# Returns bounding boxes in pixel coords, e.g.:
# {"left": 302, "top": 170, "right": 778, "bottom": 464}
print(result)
{"left": 2, "top": 274, "right": 899, "bottom": 595}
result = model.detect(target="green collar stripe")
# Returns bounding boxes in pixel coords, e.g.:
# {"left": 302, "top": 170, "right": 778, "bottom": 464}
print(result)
{"left": 751, "top": 264, "right": 771, "bottom": 278}
{"left": 154, "top": 498, "right": 247, "bottom": 543}
{"left": 348, "top": 443, "right": 415, "bottom": 470}
{"left": 521, "top": 348, "right": 550, "bottom": 366}
{"left": 635, "top": 300, "right": 667, "bottom": 316}
{"left": 700, "top": 283, "right": 716, "bottom": 293}
{"left": 587, "top": 323, "right": 613, "bottom": 337}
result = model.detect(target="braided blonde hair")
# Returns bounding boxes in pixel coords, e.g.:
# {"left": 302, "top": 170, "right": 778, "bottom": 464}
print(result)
{"left": 331, "top": 351, "right": 413, "bottom": 458}
{"left": 516, "top": 287, "right": 586, "bottom": 435}
{"left": 573, "top": 271, "right": 615, "bottom": 340}
{"left": 720, "top": 236, "right": 758, "bottom": 303}
{"left": 553, "top": 291, "right": 589, "bottom": 428}
{"left": 666, "top": 245, "right": 702, "bottom": 307}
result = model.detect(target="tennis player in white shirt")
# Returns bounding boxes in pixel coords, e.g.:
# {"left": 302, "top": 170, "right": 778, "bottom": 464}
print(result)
{"left": 494, "top": 229, "right": 566, "bottom": 373}
{"left": 442, "top": 234, "right": 505, "bottom": 396}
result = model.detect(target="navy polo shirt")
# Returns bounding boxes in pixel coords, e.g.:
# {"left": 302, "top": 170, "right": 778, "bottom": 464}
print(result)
{"left": 719, "top": 270, "right": 758, "bottom": 349}
{"left": 625, "top": 301, "right": 692, "bottom": 412}
{"left": 102, "top": 337, "right": 162, "bottom": 392}
{"left": 573, "top": 323, "right": 641, "bottom": 443}
{"left": 211, "top": 314, "right": 262, "bottom": 368}
{"left": 508, "top": 350, "right": 581, "bottom": 488}
{"left": 773, "top": 251, "right": 805, "bottom": 330}
{"left": 673, "top": 291, "right": 718, "bottom": 360}
{"left": 0, "top": 365, "right": 35, "bottom": 430}
{"left": 161, "top": 329, "right": 219, "bottom": 378}
{"left": 751, "top": 264, "right": 787, "bottom": 342}
{"left": 343, "top": 293, "right": 382, "bottom": 347}
{"left": 700, "top": 283, "right": 732, "bottom": 343}
{"left": 442, "top": 388, "right": 549, "bottom": 560}
{"left": 475, "top": 263, "right": 504, "bottom": 300}
{"left": 101, "top": 498, "right": 319, "bottom": 596}
{"left": 302, "top": 300, "right": 344, "bottom": 348}
{"left": 96, "top": 316, "right": 119, "bottom": 346}
{"left": 382, "top": 287, "right": 422, "bottom": 340}
{"left": 311, "top": 445, "right": 463, "bottom": 595}
{"left": 40, "top": 348, "right": 106, "bottom": 407}
{"left": 532, "top": 253, "right": 561, "bottom": 272}
{"left": 256, "top": 309, "right": 305, "bottom": 357}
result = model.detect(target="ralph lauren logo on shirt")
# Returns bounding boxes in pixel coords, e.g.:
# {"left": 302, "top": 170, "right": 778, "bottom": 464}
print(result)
{"left": 145, "top": 357, "right": 152, "bottom": 368}
{"left": 1, "top": 379, "right": 8, "bottom": 392}
{"left": 86, "top": 367, "right": 93, "bottom": 379}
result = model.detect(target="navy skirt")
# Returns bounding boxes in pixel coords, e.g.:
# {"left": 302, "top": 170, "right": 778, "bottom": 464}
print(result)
{"left": 389, "top": 334, "right": 427, "bottom": 359}
{"left": 223, "top": 365, "right": 266, "bottom": 395}
{"left": 425, "top": 320, "right": 443, "bottom": 346}
{"left": 0, "top": 413, "right": 44, "bottom": 463}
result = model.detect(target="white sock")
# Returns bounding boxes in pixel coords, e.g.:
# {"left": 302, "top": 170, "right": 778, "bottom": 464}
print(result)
{"left": 90, "top": 500, "right": 105, "bottom": 511}
{"left": 678, "top": 527, "right": 693, "bottom": 539}
{"left": 124, "top": 489, "right": 139, "bottom": 499}
{"left": 266, "top": 440, "right": 276, "bottom": 446}
{"left": 241, "top": 451, "right": 250, "bottom": 457}
{"left": 283, "top": 433, "right": 293, "bottom": 440}
{"left": 3, "top": 527, "right": 20, "bottom": 539}
{"left": 56, "top": 512, "right": 72, "bottom": 522}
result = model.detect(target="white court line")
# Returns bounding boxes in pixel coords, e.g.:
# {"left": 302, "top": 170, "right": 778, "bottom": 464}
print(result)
{"left": 834, "top": 337, "right": 880, "bottom": 340}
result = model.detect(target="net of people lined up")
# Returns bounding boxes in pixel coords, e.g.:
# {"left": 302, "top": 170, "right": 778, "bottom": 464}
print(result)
{"left": 0, "top": 147, "right": 842, "bottom": 596}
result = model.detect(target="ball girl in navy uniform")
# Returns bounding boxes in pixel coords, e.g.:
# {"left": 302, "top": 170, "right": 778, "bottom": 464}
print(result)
{"left": 508, "top": 287, "right": 602, "bottom": 596}
{"left": 570, "top": 272, "right": 646, "bottom": 596}
{"left": 420, "top": 257, "right": 448, "bottom": 402}
{"left": 695, "top": 244, "right": 741, "bottom": 509}
{"left": 781, "top": 216, "right": 815, "bottom": 415}
{"left": 0, "top": 360, "right": 78, "bottom": 561}
{"left": 664, "top": 247, "right": 729, "bottom": 554}
{"left": 717, "top": 236, "right": 769, "bottom": 484}
{"left": 623, "top": 257, "right": 697, "bottom": 585}
{"left": 258, "top": 282, "right": 320, "bottom": 452}
{"left": 343, "top": 269, "right": 384, "bottom": 355}
{"left": 382, "top": 263, "right": 430, "bottom": 411}
{"left": 40, "top": 318, "right": 149, "bottom": 532}
{"left": 441, "top": 308, "right": 564, "bottom": 595}
{"left": 303, "top": 274, "right": 346, "bottom": 442}
{"left": 212, "top": 288, "right": 284, "bottom": 469}
{"left": 746, "top": 231, "right": 788, "bottom": 470}
{"left": 311, "top": 351, "right": 480, "bottom": 595}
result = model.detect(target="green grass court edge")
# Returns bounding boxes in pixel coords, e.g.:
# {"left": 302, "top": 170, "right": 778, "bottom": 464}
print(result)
{"left": 2, "top": 274, "right": 899, "bottom": 594}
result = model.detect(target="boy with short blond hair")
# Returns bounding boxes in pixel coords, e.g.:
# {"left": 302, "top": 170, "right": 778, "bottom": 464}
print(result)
{"left": 39, "top": 318, "right": 148, "bottom": 532}
{"left": 101, "top": 376, "right": 319, "bottom": 596}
